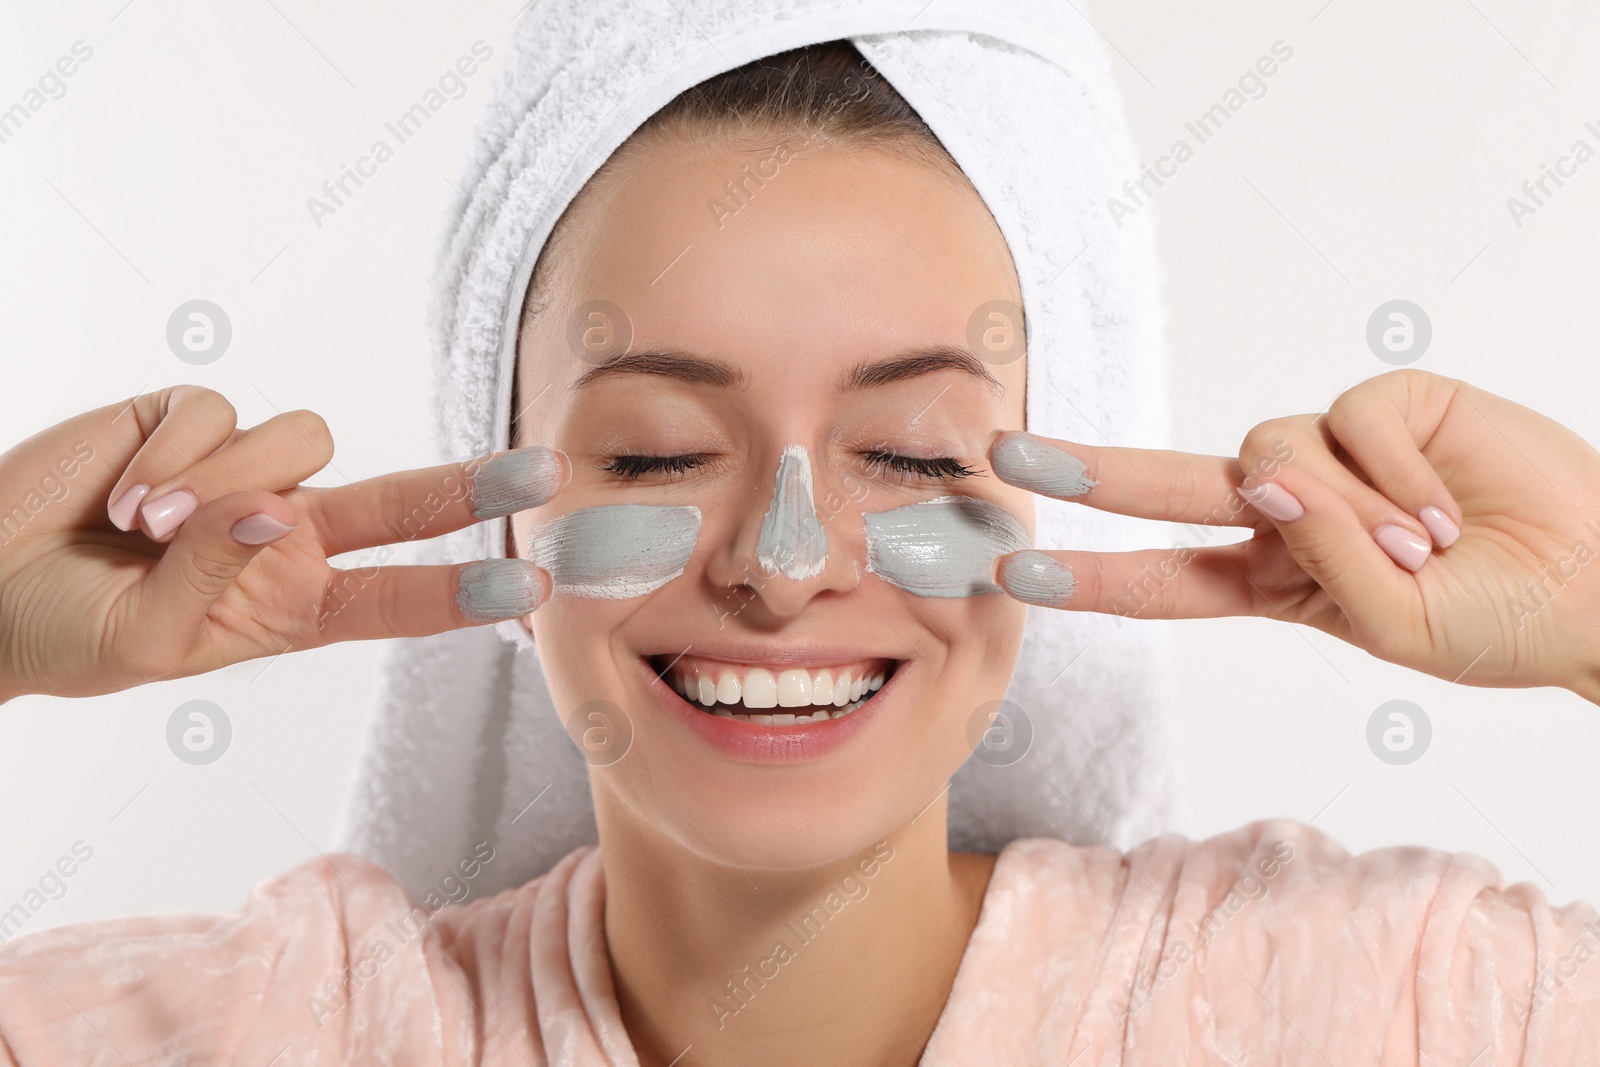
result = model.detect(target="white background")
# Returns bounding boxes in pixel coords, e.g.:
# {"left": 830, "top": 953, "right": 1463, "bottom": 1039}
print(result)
{"left": 2, "top": 0, "right": 1597, "bottom": 933}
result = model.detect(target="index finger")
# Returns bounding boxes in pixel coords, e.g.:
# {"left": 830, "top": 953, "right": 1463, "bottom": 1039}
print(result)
{"left": 989, "top": 430, "right": 1255, "bottom": 528}
{"left": 305, "top": 445, "right": 569, "bottom": 556}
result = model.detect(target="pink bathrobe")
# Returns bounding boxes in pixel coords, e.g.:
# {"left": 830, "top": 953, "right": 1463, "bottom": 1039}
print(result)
{"left": 2, "top": 818, "right": 1596, "bottom": 1064}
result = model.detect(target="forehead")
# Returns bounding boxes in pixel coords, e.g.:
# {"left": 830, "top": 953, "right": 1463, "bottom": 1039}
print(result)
{"left": 523, "top": 130, "right": 1025, "bottom": 395}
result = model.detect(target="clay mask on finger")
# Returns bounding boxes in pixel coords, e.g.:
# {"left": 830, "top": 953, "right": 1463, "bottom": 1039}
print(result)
{"left": 990, "top": 431, "right": 1096, "bottom": 498}
{"left": 527, "top": 504, "right": 701, "bottom": 598}
{"left": 863, "top": 496, "right": 1030, "bottom": 598}
{"left": 755, "top": 445, "right": 829, "bottom": 580}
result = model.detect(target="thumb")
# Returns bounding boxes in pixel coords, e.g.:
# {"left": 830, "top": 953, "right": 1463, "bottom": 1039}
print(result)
{"left": 138, "top": 489, "right": 298, "bottom": 642}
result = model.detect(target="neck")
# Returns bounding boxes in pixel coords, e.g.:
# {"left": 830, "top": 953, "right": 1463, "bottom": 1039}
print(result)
{"left": 596, "top": 786, "right": 997, "bottom": 1067}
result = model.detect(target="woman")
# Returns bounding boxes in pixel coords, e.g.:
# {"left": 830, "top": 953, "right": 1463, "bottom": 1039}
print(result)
{"left": 3, "top": 12, "right": 1600, "bottom": 1067}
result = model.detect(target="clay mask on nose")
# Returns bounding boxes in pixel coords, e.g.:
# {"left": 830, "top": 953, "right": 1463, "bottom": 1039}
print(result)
{"left": 527, "top": 504, "right": 701, "bottom": 598}
{"left": 863, "top": 496, "right": 1030, "bottom": 598}
{"left": 755, "top": 444, "right": 829, "bottom": 580}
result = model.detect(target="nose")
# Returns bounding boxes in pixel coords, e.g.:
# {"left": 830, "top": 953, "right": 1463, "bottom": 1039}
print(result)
{"left": 703, "top": 444, "right": 860, "bottom": 621}
{"left": 756, "top": 445, "right": 829, "bottom": 580}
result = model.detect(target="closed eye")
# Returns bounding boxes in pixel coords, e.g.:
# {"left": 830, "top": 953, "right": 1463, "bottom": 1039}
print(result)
{"left": 601, "top": 454, "right": 709, "bottom": 479}
{"left": 600, "top": 451, "right": 979, "bottom": 482}
{"left": 861, "top": 450, "right": 979, "bottom": 481}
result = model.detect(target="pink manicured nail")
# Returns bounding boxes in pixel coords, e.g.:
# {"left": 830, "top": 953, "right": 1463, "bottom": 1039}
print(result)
{"left": 231, "top": 514, "right": 296, "bottom": 546}
{"left": 108, "top": 484, "right": 150, "bottom": 531}
{"left": 140, "top": 490, "right": 198, "bottom": 539}
{"left": 1418, "top": 506, "right": 1460, "bottom": 549}
{"left": 1238, "top": 480, "right": 1304, "bottom": 522}
{"left": 1375, "top": 524, "right": 1431, "bottom": 572}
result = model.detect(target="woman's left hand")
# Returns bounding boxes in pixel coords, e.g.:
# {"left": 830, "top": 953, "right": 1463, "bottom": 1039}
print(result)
{"left": 989, "top": 369, "right": 1600, "bottom": 702}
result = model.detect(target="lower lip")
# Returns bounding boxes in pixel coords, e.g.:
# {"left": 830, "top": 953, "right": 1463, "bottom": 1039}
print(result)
{"left": 640, "top": 657, "right": 891, "bottom": 763}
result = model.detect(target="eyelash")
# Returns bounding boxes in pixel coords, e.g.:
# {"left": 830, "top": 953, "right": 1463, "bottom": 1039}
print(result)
{"left": 860, "top": 449, "right": 977, "bottom": 481}
{"left": 601, "top": 454, "right": 709, "bottom": 479}
{"left": 599, "top": 451, "right": 978, "bottom": 482}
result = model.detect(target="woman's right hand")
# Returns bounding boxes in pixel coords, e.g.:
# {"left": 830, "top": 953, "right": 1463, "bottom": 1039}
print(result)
{"left": 0, "top": 385, "right": 567, "bottom": 703}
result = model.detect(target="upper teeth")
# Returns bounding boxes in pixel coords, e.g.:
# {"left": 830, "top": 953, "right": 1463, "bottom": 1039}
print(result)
{"left": 669, "top": 665, "right": 886, "bottom": 710}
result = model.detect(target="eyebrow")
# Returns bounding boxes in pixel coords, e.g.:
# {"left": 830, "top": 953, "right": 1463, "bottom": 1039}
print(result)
{"left": 569, "top": 344, "right": 1003, "bottom": 395}
{"left": 568, "top": 349, "right": 747, "bottom": 392}
{"left": 840, "top": 345, "right": 1003, "bottom": 396}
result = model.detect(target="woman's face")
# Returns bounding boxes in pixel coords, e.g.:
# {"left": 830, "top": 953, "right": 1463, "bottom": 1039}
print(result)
{"left": 512, "top": 128, "right": 1031, "bottom": 870}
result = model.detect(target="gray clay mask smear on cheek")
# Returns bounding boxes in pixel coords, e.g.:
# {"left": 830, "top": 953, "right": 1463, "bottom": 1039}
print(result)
{"left": 863, "top": 496, "right": 1031, "bottom": 598}
{"left": 755, "top": 444, "right": 829, "bottom": 580}
{"left": 527, "top": 504, "right": 701, "bottom": 598}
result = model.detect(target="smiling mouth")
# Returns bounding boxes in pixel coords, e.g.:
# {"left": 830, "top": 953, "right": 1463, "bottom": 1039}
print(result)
{"left": 648, "top": 655, "right": 900, "bottom": 725}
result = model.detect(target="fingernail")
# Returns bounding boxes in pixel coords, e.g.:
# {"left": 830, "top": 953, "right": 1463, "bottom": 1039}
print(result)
{"left": 457, "top": 558, "right": 545, "bottom": 622}
{"left": 996, "top": 550, "right": 1077, "bottom": 607}
{"left": 470, "top": 446, "right": 570, "bottom": 519}
{"left": 140, "top": 490, "right": 198, "bottom": 539}
{"left": 1418, "top": 506, "right": 1460, "bottom": 549}
{"left": 1237, "top": 480, "right": 1304, "bottom": 522}
{"left": 231, "top": 514, "right": 296, "bottom": 546}
{"left": 108, "top": 484, "right": 149, "bottom": 531}
{"left": 1374, "top": 523, "right": 1431, "bottom": 572}
{"left": 990, "top": 431, "right": 1097, "bottom": 498}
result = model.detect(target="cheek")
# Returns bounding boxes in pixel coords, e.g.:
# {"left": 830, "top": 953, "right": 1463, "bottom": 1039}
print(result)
{"left": 511, "top": 510, "right": 647, "bottom": 704}
{"left": 871, "top": 489, "right": 1032, "bottom": 740}
{"left": 527, "top": 599, "right": 628, "bottom": 701}
{"left": 912, "top": 593, "right": 1029, "bottom": 693}
{"left": 858, "top": 485, "right": 1036, "bottom": 596}
{"left": 891, "top": 592, "right": 1029, "bottom": 785}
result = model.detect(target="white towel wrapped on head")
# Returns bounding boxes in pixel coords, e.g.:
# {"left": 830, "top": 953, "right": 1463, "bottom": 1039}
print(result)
{"left": 333, "top": 0, "right": 1188, "bottom": 901}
